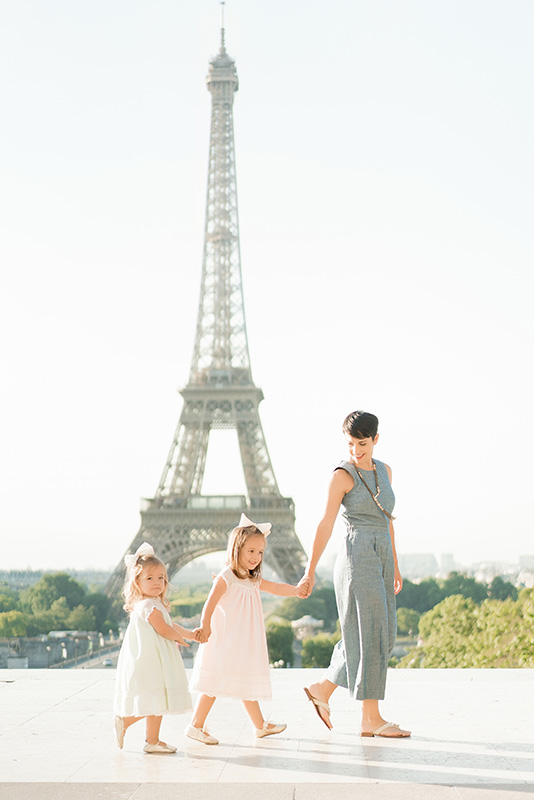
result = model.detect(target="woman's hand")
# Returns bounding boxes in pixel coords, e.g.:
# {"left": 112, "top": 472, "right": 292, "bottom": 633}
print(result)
{"left": 394, "top": 563, "right": 403, "bottom": 595}
{"left": 297, "top": 574, "right": 315, "bottom": 598}
{"left": 194, "top": 625, "right": 211, "bottom": 643}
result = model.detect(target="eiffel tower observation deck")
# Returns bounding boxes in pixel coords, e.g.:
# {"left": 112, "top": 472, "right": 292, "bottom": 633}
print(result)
{"left": 107, "top": 22, "right": 308, "bottom": 596}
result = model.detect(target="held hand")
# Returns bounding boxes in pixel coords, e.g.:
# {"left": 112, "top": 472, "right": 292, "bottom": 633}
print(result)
{"left": 394, "top": 563, "right": 403, "bottom": 595}
{"left": 194, "top": 626, "right": 210, "bottom": 643}
{"left": 297, "top": 574, "right": 315, "bottom": 598}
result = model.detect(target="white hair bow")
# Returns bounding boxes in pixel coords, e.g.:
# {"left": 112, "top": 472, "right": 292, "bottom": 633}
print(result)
{"left": 239, "top": 512, "right": 272, "bottom": 536}
{"left": 124, "top": 542, "right": 155, "bottom": 569}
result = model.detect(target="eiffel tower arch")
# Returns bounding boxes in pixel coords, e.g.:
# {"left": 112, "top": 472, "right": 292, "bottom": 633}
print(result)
{"left": 107, "top": 22, "right": 308, "bottom": 597}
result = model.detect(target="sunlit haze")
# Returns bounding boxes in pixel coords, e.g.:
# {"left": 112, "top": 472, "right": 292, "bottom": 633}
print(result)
{"left": 1, "top": 2, "right": 533, "bottom": 573}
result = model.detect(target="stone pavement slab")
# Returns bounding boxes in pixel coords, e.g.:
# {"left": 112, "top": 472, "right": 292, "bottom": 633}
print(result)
{"left": 1, "top": 785, "right": 534, "bottom": 800}
{"left": 0, "top": 668, "right": 533, "bottom": 799}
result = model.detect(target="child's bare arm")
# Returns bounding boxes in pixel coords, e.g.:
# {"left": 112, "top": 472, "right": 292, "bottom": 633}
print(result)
{"left": 147, "top": 608, "right": 190, "bottom": 646}
{"left": 172, "top": 621, "right": 196, "bottom": 640}
{"left": 260, "top": 579, "right": 304, "bottom": 598}
{"left": 195, "top": 577, "right": 227, "bottom": 640}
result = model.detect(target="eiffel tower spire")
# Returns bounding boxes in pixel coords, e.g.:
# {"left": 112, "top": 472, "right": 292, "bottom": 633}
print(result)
{"left": 189, "top": 14, "right": 249, "bottom": 387}
{"left": 107, "top": 22, "right": 307, "bottom": 596}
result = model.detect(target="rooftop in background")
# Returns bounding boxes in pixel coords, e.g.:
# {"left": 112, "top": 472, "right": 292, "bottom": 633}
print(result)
{"left": 0, "top": 668, "right": 533, "bottom": 799}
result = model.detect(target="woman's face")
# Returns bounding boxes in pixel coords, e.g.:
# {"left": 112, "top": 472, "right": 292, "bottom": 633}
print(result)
{"left": 346, "top": 434, "right": 379, "bottom": 466}
{"left": 238, "top": 534, "right": 265, "bottom": 572}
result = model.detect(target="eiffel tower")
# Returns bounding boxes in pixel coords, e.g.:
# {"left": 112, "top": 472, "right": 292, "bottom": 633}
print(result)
{"left": 107, "top": 21, "right": 307, "bottom": 596}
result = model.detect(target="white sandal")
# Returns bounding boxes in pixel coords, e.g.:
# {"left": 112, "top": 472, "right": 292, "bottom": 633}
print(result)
{"left": 255, "top": 720, "right": 287, "bottom": 739}
{"left": 304, "top": 687, "right": 332, "bottom": 730}
{"left": 113, "top": 716, "right": 125, "bottom": 749}
{"left": 361, "top": 721, "right": 411, "bottom": 738}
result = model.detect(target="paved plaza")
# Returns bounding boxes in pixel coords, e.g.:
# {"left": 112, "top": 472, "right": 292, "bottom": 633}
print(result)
{"left": 0, "top": 668, "right": 533, "bottom": 799}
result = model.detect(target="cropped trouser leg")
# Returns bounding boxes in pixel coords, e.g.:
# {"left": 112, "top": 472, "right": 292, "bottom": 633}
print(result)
{"left": 326, "top": 530, "right": 396, "bottom": 701}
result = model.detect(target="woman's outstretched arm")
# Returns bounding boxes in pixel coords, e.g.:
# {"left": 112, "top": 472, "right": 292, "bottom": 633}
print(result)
{"left": 298, "top": 468, "right": 353, "bottom": 596}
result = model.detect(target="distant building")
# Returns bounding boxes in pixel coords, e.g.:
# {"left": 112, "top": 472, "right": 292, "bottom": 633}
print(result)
{"left": 438, "top": 554, "right": 456, "bottom": 576}
{"left": 473, "top": 563, "right": 501, "bottom": 583}
{"left": 173, "top": 560, "right": 216, "bottom": 585}
{"left": 397, "top": 554, "right": 439, "bottom": 580}
{"left": 517, "top": 570, "right": 534, "bottom": 588}
{"left": 291, "top": 615, "right": 324, "bottom": 641}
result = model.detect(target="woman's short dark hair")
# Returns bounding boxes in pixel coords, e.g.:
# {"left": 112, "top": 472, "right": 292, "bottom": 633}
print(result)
{"left": 342, "top": 410, "right": 379, "bottom": 439}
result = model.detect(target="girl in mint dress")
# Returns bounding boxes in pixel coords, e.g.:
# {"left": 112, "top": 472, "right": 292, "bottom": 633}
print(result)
{"left": 113, "top": 543, "right": 194, "bottom": 753}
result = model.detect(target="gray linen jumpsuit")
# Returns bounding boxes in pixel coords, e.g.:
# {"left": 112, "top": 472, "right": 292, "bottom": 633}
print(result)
{"left": 325, "top": 459, "right": 396, "bottom": 700}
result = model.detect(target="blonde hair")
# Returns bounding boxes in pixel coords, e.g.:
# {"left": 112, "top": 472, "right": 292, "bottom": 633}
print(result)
{"left": 122, "top": 553, "right": 170, "bottom": 613}
{"left": 227, "top": 525, "right": 265, "bottom": 581}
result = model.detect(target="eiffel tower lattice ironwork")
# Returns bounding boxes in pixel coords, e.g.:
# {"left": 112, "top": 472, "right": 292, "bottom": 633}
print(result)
{"left": 107, "top": 24, "right": 307, "bottom": 596}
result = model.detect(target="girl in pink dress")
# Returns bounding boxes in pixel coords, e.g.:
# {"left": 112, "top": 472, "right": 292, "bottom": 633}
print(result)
{"left": 186, "top": 513, "right": 305, "bottom": 744}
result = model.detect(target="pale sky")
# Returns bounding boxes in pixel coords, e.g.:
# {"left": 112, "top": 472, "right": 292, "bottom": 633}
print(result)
{"left": 1, "top": 1, "right": 533, "bottom": 573}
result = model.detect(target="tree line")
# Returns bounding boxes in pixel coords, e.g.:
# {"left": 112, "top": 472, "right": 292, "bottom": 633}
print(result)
{"left": 398, "top": 588, "right": 534, "bottom": 668}
{"left": 264, "top": 572, "right": 530, "bottom": 669}
{"left": 394, "top": 572, "right": 518, "bottom": 636}
{"left": 397, "top": 572, "right": 517, "bottom": 613}
{"left": 0, "top": 573, "right": 121, "bottom": 637}
{"left": 2, "top": 570, "right": 531, "bottom": 670}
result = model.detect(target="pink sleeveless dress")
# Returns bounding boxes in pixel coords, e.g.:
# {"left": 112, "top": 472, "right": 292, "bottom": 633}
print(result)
{"left": 190, "top": 566, "right": 272, "bottom": 700}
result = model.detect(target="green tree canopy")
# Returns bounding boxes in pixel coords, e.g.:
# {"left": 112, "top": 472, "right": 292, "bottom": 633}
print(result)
{"left": 518, "top": 587, "right": 534, "bottom": 607}
{"left": 397, "top": 573, "right": 491, "bottom": 614}
{"left": 0, "top": 585, "right": 19, "bottom": 613}
{"left": 22, "top": 573, "right": 86, "bottom": 614}
{"left": 0, "top": 610, "right": 28, "bottom": 637}
{"left": 488, "top": 576, "right": 517, "bottom": 602}
{"left": 301, "top": 630, "right": 341, "bottom": 668}
{"left": 271, "top": 586, "right": 338, "bottom": 629}
{"left": 84, "top": 593, "right": 116, "bottom": 631}
{"left": 396, "top": 578, "right": 445, "bottom": 613}
{"left": 396, "top": 607, "right": 420, "bottom": 636}
{"left": 441, "top": 572, "right": 488, "bottom": 603}
{"left": 25, "top": 611, "right": 62, "bottom": 637}
{"left": 398, "top": 589, "right": 534, "bottom": 668}
{"left": 67, "top": 605, "right": 97, "bottom": 631}
{"left": 48, "top": 597, "right": 70, "bottom": 624}
{"left": 265, "top": 618, "right": 295, "bottom": 666}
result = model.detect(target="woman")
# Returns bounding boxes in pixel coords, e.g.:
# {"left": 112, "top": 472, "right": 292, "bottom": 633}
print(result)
{"left": 298, "top": 410, "right": 410, "bottom": 738}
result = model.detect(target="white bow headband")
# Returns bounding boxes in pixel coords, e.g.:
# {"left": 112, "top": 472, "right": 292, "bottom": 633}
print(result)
{"left": 239, "top": 512, "right": 272, "bottom": 536}
{"left": 124, "top": 542, "right": 155, "bottom": 569}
